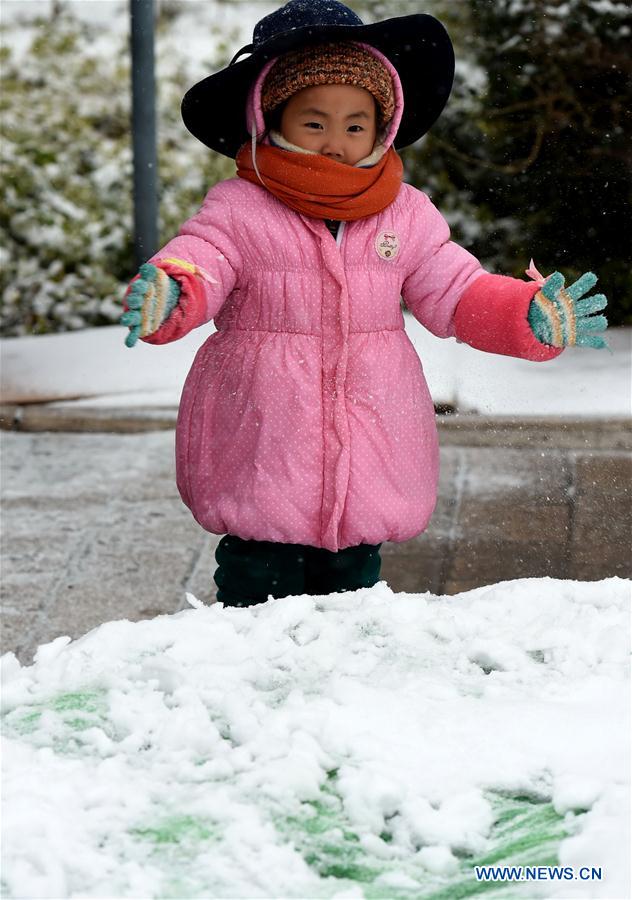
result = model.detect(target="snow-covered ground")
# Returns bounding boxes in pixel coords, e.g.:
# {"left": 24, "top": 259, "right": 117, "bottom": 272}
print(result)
{"left": 2, "top": 322, "right": 631, "bottom": 417}
{"left": 1, "top": 578, "right": 630, "bottom": 899}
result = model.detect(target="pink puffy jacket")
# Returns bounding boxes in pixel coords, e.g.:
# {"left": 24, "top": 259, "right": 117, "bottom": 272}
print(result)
{"left": 144, "top": 47, "right": 558, "bottom": 551}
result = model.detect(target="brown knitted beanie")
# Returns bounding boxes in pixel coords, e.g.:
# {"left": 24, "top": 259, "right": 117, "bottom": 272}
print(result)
{"left": 261, "top": 42, "right": 395, "bottom": 128}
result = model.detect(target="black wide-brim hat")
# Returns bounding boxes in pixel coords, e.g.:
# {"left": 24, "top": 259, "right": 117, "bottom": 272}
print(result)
{"left": 182, "top": 0, "right": 455, "bottom": 159}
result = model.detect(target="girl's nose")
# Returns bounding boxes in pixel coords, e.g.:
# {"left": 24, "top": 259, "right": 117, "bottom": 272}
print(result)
{"left": 322, "top": 142, "right": 345, "bottom": 160}
{"left": 321, "top": 130, "right": 345, "bottom": 160}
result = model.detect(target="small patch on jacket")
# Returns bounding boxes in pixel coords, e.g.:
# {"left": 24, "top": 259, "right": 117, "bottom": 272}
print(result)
{"left": 375, "top": 231, "right": 400, "bottom": 261}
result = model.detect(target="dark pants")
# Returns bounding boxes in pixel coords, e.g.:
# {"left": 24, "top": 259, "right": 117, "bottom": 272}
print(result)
{"left": 214, "top": 535, "right": 382, "bottom": 607}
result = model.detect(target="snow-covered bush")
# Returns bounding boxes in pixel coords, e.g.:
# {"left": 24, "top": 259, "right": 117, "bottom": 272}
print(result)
{"left": 0, "top": 4, "right": 234, "bottom": 335}
{"left": 2, "top": 0, "right": 628, "bottom": 335}
{"left": 458, "top": 0, "right": 632, "bottom": 324}
{"left": 358, "top": 0, "right": 631, "bottom": 325}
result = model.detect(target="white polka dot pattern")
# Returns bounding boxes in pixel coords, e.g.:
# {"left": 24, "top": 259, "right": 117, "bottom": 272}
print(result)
{"left": 149, "top": 177, "right": 487, "bottom": 551}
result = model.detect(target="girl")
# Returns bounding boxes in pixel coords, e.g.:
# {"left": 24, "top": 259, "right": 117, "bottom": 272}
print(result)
{"left": 121, "top": 0, "right": 608, "bottom": 608}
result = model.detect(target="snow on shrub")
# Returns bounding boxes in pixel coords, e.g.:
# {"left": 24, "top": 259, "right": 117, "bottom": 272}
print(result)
{"left": 0, "top": 4, "right": 234, "bottom": 336}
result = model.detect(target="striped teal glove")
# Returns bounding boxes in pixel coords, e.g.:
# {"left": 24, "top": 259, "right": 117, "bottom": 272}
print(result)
{"left": 120, "top": 263, "right": 181, "bottom": 348}
{"left": 527, "top": 270, "right": 608, "bottom": 349}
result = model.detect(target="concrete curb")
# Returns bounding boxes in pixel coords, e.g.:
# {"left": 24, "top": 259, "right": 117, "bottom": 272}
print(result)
{"left": 438, "top": 415, "right": 631, "bottom": 451}
{"left": 0, "top": 404, "right": 177, "bottom": 434}
{"left": 1, "top": 403, "right": 630, "bottom": 450}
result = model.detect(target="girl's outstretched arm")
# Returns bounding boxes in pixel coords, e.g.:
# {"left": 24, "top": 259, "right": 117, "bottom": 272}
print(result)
{"left": 121, "top": 182, "right": 243, "bottom": 347}
{"left": 401, "top": 191, "right": 607, "bottom": 360}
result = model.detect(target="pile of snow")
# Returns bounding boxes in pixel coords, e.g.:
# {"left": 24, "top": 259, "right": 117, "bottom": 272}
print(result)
{"left": 2, "top": 578, "right": 629, "bottom": 898}
{"left": 1, "top": 323, "right": 630, "bottom": 417}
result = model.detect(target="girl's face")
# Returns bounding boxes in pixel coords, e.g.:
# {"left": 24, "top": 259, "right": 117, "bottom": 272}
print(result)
{"left": 279, "top": 83, "right": 378, "bottom": 166}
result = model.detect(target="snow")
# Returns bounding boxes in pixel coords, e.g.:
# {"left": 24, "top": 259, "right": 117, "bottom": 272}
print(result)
{"left": 0, "top": 0, "right": 276, "bottom": 77}
{"left": 0, "top": 324, "right": 213, "bottom": 405}
{"left": 2, "top": 322, "right": 630, "bottom": 417}
{"left": 588, "top": 0, "right": 630, "bottom": 15}
{"left": 407, "top": 320, "right": 631, "bottom": 417}
{"left": 1, "top": 577, "right": 629, "bottom": 898}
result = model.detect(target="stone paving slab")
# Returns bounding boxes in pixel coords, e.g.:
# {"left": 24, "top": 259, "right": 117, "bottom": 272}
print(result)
{"left": 1, "top": 429, "right": 631, "bottom": 664}
{"left": 569, "top": 454, "right": 632, "bottom": 581}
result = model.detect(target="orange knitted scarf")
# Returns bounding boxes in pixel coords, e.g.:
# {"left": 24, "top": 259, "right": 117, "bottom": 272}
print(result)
{"left": 235, "top": 142, "right": 403, "bottom": 220}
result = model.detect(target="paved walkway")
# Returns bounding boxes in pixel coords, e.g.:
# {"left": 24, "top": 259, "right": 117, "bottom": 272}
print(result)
{"left": 1, "top": 410, "right": 630, "bottom": 664}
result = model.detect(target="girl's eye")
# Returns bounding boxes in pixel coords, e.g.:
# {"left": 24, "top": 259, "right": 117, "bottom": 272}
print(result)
{"left": 348, "top": 125, "right": 364, "bottom": 133}
{"left": 305, "top": 122, "right": 323, "bottom": 129}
